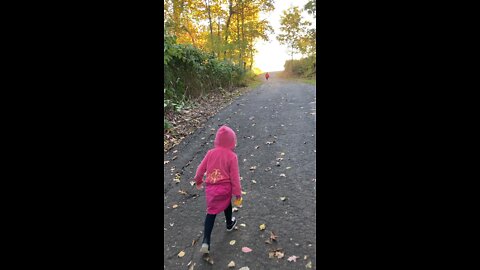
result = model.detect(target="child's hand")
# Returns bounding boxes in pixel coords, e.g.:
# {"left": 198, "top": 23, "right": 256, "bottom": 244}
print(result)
{"left": 196, "top": 182, "right": 203, "bottom": 190}
{"left": 233, "top": 196, "right": 243, "bottom": 207}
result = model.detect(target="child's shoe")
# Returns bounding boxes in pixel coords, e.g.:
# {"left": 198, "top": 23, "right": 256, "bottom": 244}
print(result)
{"left": 199, "top": 243, "right": 209, "bottom": 254}
{"left": 226, "top": 217, "right": 237, "bottom": 231}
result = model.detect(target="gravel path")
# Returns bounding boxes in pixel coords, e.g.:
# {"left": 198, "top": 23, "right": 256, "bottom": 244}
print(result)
{"left": 164, "top": 72, "right": 316, "bottom": 269}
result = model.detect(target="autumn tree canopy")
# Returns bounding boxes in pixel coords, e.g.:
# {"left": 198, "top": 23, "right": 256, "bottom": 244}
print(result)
{"left": 164, "top": 0, "right": 275, "bottom": 70}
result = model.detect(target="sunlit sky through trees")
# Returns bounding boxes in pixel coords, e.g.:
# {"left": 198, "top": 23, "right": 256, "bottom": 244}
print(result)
{"left": 254, "top": 0, "right": 315, "bottom": 72}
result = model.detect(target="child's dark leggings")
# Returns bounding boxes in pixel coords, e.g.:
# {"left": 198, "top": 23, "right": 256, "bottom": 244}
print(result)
{"left": 202, "top": 202, "right": 233, "bottom": 247}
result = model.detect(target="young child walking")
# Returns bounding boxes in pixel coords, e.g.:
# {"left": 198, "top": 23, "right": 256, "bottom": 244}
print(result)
{"left": 194, "top": 125, "right": 243, "bottom": 254}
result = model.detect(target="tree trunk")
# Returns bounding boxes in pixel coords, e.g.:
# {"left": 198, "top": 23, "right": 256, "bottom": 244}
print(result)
{"left": 217, "top": 19, "right": 221, "bottom": 59}
{"left": 236, "top": 11, "right": 240, "bottom": 64}
{"left": 205, "top": 0, "right": 214, "bottom": 54}
{"left": 224, "top": 0, "right": 234, "bottom": 59}
{"left": 183, "top": 25, "right": 196, "bottom": 47}
{"left": 240, "top": 1, "right": 245, "bottom": 68}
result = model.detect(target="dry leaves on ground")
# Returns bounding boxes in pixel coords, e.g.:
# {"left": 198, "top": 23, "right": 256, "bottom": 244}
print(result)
{"left": 270, "top": 231, "right": 278, "bottom": 241}
{"left": 268, "top": 248, "right": 285, "bottom": 259}
{"left": 178, "top": 250, "right": 185, "bottom": 257}
{"left": 259, "top": 224, "right": 266, "bottom": 231}
{"left": 164, "top": 86, "right": 254, "bottom": 153}
{"left": 287, "top": 255, "right": 299, "bottom": 262}
{"left": 242, "top": 247, "right": 252, "bottom": 253}
{"left": 266, "top": 231, "right": 278, "bottom": 244}
{"left": 203, "top": 255, "right": 214, "bottom": 265}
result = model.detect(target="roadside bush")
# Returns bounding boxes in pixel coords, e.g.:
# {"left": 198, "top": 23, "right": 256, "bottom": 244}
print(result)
{"left": 284, "top": 55, "right": 316, "bottom": 78}
{"left": 164, "top": 32, "right": 246, "bottom": 112}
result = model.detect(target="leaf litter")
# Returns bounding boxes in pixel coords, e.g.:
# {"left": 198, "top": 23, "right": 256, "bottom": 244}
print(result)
{"left": 268, "top": 248, "right": 285, "bottom": 259}
{"left": 287, "top": 255, "right": 300, "bottom": 262}
{"left": 242, "top": 247, "right": 252, "bottom": 253}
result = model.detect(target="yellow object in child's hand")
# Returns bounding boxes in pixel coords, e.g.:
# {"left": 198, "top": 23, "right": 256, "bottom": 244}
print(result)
{"left": 233, "top": 197, "right": 243, "bottom": 207}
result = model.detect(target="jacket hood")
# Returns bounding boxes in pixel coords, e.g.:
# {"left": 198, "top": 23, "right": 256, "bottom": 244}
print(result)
{"left": 214, "top": 125, "right": 236, "bottom": 150}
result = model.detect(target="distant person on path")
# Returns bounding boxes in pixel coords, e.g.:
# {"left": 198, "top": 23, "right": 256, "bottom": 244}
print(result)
{"left": 265, "top": 72, "right": 270, "bottom": 80}
{"left": 194, "top": 125, "right": 243, "bottom": 254}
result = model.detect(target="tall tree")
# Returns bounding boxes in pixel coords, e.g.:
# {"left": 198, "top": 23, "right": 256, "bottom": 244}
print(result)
{"left": 276, "top": 6, "right": 310, "bottom": 67}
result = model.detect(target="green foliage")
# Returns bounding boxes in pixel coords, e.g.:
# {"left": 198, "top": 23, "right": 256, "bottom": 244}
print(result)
{"left": 284, "top": 56, "right": 316, "bottom": 78}
{"left": 277, "top": 6, "right": 311, "bottom": 63}
{"left": 164, "top": 118, "right": 172, "bottom": 130}
{"left": 164, "top": 31, "right": 246, "bottom": 112}
{"left": 304, "top": 0, "right": 316, "bottom": 18}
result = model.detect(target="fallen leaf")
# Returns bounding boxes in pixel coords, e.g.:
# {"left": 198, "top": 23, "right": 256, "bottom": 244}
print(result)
{"left": 178, "top": 190, "right": 188, "bottom": 195}
{"left": 254, "top": 146, "right": 259, "bottom": 149}
{"left": 239, "top": 267, "right": 250, "bottom": 270}
{"left": 288, "top": 255, "right": 299, "bottom": 262}
{"left": 280, "top": 174, "right": 286, "bottom": 177}
{"left": 192, "top": 239, "right": 196, "bottom": 246}
{"left": 243, "top": 159, "right": 247, "bottom": 162}
{"left": 269, "top": 248, "right": 285, "bottom": 259}
{"left": 172, "top": 204, "right": 178, "bottom": 209}
{"left": 203, "top": 255, "right": 214, "bottom": 264}
{"left": 249, "top": 166, "right": 257, "bottom": 170}
{"left": 251, "top": 180, "right": 257, "bottom": 184}
{"left": 178, "top": 250, "right": 185, "bottom": 257}
{"left": 280, "top": 197, "right": 287, "bottom": 201}
{"left": 233, "top": 207, "right": 238, "bottom": 212}
{"left": 276, "top": 158, "right": 284, "bottom": 161}
{"left": 270, "top": 231, "right": 278, "bottom": 241}
{"left": 240, "top": 223, "right": 246, "bottom": 227}
{"left": 190, "top": 181, "right": 195, "bottom": 186}
{"left": 266, "top": 141, "right": 273, "bottom": 145}
{"left": 305, "top": 261, "right": 312, "bottom": 268}
{"left": 286, "top": 167, "right": 291, "bottom": 170}
{"left": 228, "top": 261, "right": 235, "bottom": 268}
{"left": 242, "top": 247, "right": 252, "bottom": 253}
{"left": 265, "top": 167, "right": 272, "bottom": 172}
{"left": 280, "top": 152, "right": 285, "bottom": 156}
{"left": 304, "top": 255, "right": 308, "bottom": 260}
{"left": 229, "top": 240, "right": 236, "bottom": 245}
{"left": 265, "top": 239, "right": 272, "bottom": 244}
{"left": 164, "top": 161, "right": 170, "bottom": 164}
{"left": 172, "top": 156, "right": 177, "bottom": 160}
{"left": 259, "top": 224, "right": 266, "bottom": 231}
{"left": 241, "top": 191, "right": 247, "bottom": 195}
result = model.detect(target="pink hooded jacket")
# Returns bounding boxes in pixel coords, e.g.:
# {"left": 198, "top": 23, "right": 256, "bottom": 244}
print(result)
{"left": 194, "top": 125, "right": 242, "bottom": 214}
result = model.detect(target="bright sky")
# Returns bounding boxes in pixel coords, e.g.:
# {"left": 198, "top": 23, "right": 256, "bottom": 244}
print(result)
{"left": 254, "top": 0, "right": 315, "bottom": 72}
